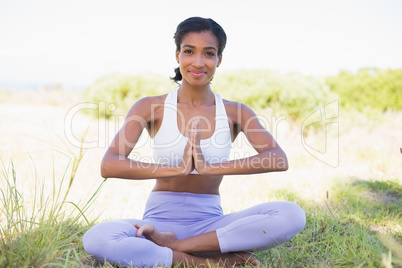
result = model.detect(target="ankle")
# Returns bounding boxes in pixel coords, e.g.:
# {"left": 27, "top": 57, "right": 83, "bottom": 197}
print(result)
{"left": 169, "top": 239, "right": 181, "bottom": 252}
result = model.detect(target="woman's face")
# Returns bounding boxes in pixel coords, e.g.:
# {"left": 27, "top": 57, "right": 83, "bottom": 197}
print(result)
{"left": 176, "top": 31, "right": 222, "bottom": 88}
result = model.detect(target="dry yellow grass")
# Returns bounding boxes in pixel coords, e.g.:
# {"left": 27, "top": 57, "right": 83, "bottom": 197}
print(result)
{"left": 0, "top": 88, "right": 400, "bottom": 224}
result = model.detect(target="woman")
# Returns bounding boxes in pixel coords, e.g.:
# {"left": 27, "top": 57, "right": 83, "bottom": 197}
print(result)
{"left": 83, "top": 17, "right": 306, "bottom": 267}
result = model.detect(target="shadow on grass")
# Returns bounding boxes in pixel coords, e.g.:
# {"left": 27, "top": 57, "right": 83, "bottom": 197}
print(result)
{"left": 328, "top": 178, "right": 402, "bottom": 266}
{"left": 255, "top": 179, "right": 402, "bottom": 267}
{"left": 352, "top": 179, "right": 401, "bottom": 206}
{"left": 331, "top": 178, "right": 401, "bottom": 234}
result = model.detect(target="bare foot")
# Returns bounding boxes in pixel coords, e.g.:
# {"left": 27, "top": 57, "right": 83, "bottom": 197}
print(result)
{"left": 133, "top": 223, "right": 177, "bottom": 248}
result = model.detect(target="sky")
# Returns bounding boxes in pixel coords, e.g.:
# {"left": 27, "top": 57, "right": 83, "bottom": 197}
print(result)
{"left": 0, "top": 0, "right": 402, "bottom": 89}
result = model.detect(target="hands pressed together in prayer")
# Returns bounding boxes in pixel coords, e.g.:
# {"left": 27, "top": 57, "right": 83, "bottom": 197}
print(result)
{"left": 179, "top": 118, "right": 211, "bottom": 175}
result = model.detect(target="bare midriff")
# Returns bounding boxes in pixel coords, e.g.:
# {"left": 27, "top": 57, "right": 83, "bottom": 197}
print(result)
{"left": 152, "top": 175, "right": 223, "bottom": 195}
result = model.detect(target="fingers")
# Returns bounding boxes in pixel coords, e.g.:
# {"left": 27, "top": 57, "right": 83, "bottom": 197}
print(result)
{"left": 133, "top": 223, "right": 151, "bottom": 237}
{"left": 184, "top": 135, "right": 193, "bottom": 153}
{"left": 134, "top": 223, "right": 144, "bottom": 237}
{"left": 180, "top": 135, "right": 193, "bottom": 174}
{"left": 190, "top": 118, "right": 200, "bottom": 145}
{"left": 178, "top": 118, "right": 199, "bottom": 175}
{"left": 191, "top": 118, "right": 210, "bottom": 174}
{"left": 191, "top": 117, "right": 200, "bottom": 130}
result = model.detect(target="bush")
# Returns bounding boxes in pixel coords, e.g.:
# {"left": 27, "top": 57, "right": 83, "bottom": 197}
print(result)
{"left": 84, "top": 73, "right": 177, "bottom": 118}
{"left": 326, "top": 68, "right": 402, "bottom": 113}
{"left": 213, "top": 70, "right": 337, "bottom": 122}
{"left": 84, "top": 70, "right": 337, "bottom": 123}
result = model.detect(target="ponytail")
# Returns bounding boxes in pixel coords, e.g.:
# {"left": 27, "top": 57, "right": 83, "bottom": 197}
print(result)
{"left": 170, "top": 67, "right": 182, "bottom": 84}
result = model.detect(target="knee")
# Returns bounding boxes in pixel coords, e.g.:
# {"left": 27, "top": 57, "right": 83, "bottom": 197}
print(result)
{"left": 82, "top": 236, "right": 98, "bottom": 259}
{"left": 282, "top": 202, "right": 306, "bottom": 233}
{"left": 82, "top": 220, "right": 136, "bottom": 257}
{"left": 82, "top": 224, "right": 103, "bottom": 257}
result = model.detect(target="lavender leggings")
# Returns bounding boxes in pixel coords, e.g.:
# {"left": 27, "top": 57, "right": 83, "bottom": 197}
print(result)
{"left": 83, "top": 191, "right": 305, "bottom": 267}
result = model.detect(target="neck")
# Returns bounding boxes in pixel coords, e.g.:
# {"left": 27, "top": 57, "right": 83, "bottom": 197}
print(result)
{"left": 178, "top": 83, "right": 214, "bottom": 106}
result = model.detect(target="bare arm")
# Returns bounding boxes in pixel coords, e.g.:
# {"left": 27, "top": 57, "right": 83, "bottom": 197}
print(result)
{"left": 100, "top": 97, "right": 193, "bottom": 180}
{"left": 193, "top": 102, "right": 288, "bottom": 175}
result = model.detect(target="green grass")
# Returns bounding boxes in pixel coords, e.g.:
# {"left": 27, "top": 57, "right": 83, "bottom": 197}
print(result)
{"left": 248, "top": 178, "right": 402, "bottom": 268}
{"left": 1, "top": 162, "right": 401, "bottom": 267}
{"left": 0, "top": 149, "right": 105, "bottom": 267}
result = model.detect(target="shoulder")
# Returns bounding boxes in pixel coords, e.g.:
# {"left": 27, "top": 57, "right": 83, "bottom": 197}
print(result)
{"left": 126, "top": 94, "right": 168, "bottom": 122}
{"left": 222, "top": 98, "right": 256, "bottom": 123}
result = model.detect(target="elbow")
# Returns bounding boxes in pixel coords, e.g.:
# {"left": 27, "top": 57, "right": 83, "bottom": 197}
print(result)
{"left": 275, "top": 160, "right": 288, "bottom": 172}
{"left": 100, "top": 157, "right": 112, "bottom": 178}
{"left": 100, "top": 165, "right": 108, "bottom": 179}
{"left": 281, "top": 161, "right": 289, "bottom": 171}
{"left": 277, "top": 151, "right": 289, "bottom": 171}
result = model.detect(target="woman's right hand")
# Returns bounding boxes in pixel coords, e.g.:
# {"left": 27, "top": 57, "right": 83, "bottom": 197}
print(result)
{"left": 177, "top": 136, "right": 194, "bottom": 175}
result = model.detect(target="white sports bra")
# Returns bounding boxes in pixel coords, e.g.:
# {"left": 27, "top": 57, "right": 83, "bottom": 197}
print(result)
{"left": 152, "top": 89, "right": 231, "bottom": 174}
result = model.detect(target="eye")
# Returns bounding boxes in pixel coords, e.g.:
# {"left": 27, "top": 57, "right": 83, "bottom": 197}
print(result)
{"left": 205, "top": 51, "right": 215, "bottom": 57}
{"left": 183, "top": 49, "right": 193, "bottom": 55}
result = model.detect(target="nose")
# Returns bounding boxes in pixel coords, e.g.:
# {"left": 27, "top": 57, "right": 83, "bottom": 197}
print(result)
{"left": 192, "top": 54, "right": 205, "bottom": 68}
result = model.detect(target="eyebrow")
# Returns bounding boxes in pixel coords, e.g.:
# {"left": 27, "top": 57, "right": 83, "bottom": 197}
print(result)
{"left": 182, "top": 44, "right": 217, "bottom": 51}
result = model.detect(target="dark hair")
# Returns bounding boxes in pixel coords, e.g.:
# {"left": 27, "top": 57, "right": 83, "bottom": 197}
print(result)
{"left": 171, "top": 17, "right": 227, "bottom": 83}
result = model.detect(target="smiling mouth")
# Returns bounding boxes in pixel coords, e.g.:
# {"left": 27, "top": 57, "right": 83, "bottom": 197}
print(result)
{"left": 189, "top": 71, "right": 206, "bottom": 77}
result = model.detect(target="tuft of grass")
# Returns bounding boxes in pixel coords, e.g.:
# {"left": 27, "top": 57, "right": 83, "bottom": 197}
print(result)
{"left": 0, "top": 148, "right": 105, "bottom": 267}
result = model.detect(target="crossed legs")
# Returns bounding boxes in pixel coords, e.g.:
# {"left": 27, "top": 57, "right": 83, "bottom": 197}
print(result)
{"left": 134, "top": 201, "right": 305, "bottom": 267}
{"left": 83, "top": 201, "right": 305, "bottom": 267}
{"left": 134, "top": 223, "right": 260, "bottom": 267}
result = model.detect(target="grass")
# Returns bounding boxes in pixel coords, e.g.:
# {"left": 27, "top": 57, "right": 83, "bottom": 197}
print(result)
{"left": 0, "top": 88, "right": 401, "bottom": 267}
{"left": 256, "top": 179, "right": 401, "bottom": 267}
{"left": 1, "top": 163, "right": 401, "bottom": 267}
{"left": 0, "top": 148, "right": 105, "bottom": 267}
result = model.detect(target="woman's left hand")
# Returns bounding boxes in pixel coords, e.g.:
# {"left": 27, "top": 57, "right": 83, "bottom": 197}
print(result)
{"left": 190, "top": 118, "right": 210, "bottom": 175}
{"left": 133, "top": 223, "right": 177, "bottom": 248}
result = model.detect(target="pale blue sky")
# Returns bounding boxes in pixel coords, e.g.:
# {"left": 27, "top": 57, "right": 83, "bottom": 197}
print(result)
{"left": 1, "top": 0, "right": 401, "bottom": 87}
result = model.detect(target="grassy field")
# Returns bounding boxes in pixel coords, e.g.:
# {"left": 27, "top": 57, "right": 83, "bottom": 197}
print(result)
{"left": 0, "top": 88, "right": 401, "bottom": 267}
